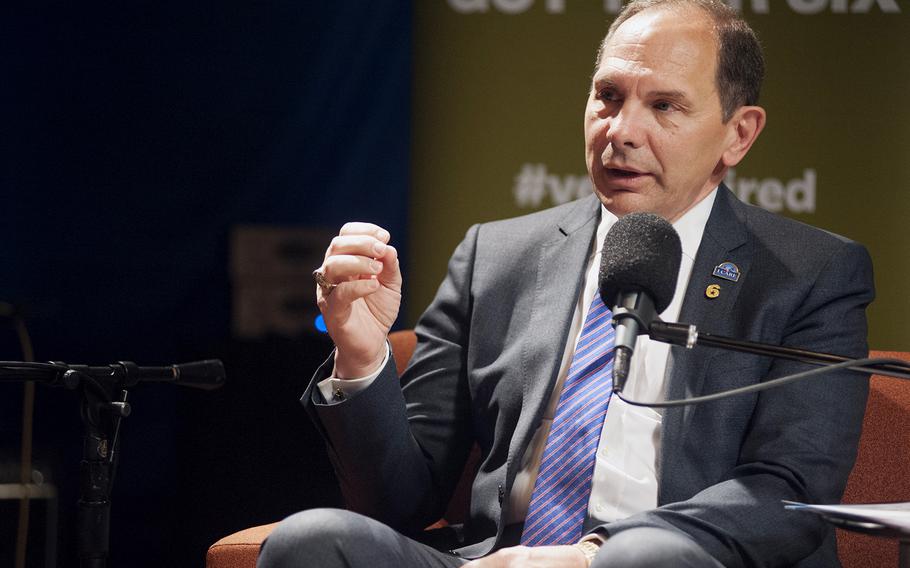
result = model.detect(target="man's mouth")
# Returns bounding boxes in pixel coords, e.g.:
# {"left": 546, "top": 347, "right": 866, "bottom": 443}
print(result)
{"left": 606, "top": 167, "right": 648, "bottom": 178}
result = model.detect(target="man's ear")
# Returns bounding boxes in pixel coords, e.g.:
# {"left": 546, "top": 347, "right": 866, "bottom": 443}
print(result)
{"left": 721, "top": 106, "right": 766, "bottom": 168}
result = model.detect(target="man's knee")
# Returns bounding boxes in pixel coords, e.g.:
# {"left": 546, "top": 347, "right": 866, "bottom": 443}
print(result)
{"left": 258, "top": 508, "right": 378, "bottom": 567}
{"left": 591, "top": 527, "right": 723, "bottom": 568}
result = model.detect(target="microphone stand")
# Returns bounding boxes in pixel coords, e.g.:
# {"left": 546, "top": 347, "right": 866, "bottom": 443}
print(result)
{"left": 68, "top": 368, "right": 130, "bottom": 568}
{"left": 649, "top": 321, "right": 910, "bottom": 380}
{"left": 0, "top": 360, "right": 224, "bottom": 568}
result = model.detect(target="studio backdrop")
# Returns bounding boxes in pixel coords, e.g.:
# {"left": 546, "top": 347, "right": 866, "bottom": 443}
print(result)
{"left": 409, "top": 1, "right": 909, "bottom": 350}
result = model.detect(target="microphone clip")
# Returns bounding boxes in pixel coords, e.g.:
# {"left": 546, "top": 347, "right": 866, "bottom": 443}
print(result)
{"left": 649, "top": 321, "right": 699, "bottom": 349}
{"left": 611, "top": 305, "right": 658, "bottom": 331}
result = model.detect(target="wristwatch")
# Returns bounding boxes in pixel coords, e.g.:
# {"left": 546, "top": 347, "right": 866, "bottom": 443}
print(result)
{"left": 574, "top": 540, "right": 601, "bottom": 566}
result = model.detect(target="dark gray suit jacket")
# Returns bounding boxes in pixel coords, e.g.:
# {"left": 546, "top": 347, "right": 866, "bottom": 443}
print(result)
{"left": 305, "top": 186, "right": 875, "bottom": 567}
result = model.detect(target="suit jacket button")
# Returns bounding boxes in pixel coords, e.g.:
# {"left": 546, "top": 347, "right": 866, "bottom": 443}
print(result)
{"left": 498, "top": 484, "right": 504, "bottom": 505}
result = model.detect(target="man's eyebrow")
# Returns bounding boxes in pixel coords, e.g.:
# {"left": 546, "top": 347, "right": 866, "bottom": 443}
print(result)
{"left": 591, "top": 76, "right": 618, "bottom": 88}
{"left": 649, "top": 89, "right": 689, "bottom": 101}
{"left": 589, "top": 79, "right": 690, "bottom": 102}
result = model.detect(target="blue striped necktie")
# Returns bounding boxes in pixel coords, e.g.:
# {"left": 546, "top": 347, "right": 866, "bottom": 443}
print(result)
{"left": 520, "top": 292, "right": 615, "bottom": 546}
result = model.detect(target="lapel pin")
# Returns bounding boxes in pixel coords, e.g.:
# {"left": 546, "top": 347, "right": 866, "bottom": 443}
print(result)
{"left": 712, "top": 262, "right": 741, "bottom": 282}
{"left": 706, "top": 284, "right": 721, "bottom": 299}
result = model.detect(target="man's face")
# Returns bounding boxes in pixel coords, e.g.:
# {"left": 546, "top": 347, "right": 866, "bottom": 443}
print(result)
{"left": 585, "top": 7, "right": 734, "bottom": 222}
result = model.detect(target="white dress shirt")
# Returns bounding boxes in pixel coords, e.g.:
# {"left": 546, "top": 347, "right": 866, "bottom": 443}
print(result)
{"left": 507, "top": 190, "right": 716, "bottom": 526}
{"left": 319, "top": 189, "right": 717, "bottom": 529}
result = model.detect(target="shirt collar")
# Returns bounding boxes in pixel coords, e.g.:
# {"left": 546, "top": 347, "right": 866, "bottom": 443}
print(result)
{"left": 673, "top": 188, "right": 717, "bottom": 262}
{"left": 593, "top": 187, "right": 718, "bottom": 261}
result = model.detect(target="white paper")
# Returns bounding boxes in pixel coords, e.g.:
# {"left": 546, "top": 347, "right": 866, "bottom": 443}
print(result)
{"left": 783, "top": 500, "right": 910, "bottom": 533}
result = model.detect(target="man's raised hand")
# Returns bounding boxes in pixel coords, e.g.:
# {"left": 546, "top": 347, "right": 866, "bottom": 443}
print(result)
{"left": 314, "top": 222, "right": 402, "bottom": 378}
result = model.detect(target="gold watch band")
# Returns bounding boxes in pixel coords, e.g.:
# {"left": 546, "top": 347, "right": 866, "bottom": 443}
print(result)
{"left": 574, "top": 540, "right": 601, "bottom": 566}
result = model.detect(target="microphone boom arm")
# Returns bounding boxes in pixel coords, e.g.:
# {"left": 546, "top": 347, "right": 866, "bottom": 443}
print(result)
{"left": 649, "top": 321, "right": 910, "bottom": 380}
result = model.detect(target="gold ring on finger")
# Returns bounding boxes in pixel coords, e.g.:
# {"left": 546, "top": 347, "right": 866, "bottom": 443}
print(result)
{"left": 312, "top": 269, "right": 338, "bottom": 296}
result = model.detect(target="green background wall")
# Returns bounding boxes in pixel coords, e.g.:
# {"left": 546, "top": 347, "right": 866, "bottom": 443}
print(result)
{"left": 410, "top": 1, "right": 909, "bottom": 350}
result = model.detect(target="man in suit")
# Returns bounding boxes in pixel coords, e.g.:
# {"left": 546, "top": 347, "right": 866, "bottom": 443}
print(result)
{"left": 259, "top": 1, "right": 874, "bottom": 566}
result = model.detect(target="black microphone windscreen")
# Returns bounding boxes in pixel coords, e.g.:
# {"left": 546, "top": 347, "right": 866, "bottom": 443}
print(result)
{"left": 598, "top": 212, "right": 682, "bottom": 313}
{"left": 174, "top": 359, "right": 226, "bottom": 390}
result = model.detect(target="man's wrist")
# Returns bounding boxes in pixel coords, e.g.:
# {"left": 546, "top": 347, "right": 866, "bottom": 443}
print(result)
{"left": 317, "top": 345, "right": 391, "bottom": 404}
{"left": 333, "top": 345, "right": 388, "bottom": 379}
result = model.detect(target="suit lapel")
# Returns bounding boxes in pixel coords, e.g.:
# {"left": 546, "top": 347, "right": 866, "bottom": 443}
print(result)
{"left": 658, "top": 186, "right": 751, "bottom": 496}
{"left": 505, "top": 195, "right": 601, "bottom": 489}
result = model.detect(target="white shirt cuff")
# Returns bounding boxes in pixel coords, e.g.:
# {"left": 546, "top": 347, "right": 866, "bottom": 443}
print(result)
{"left": 316, "top": 344, "right": 391, "bottom": 404}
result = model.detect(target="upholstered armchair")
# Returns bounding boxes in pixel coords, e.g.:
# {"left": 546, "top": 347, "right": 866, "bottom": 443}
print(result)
{"left": 207, "top": 348, "right": 910, "bottom": 568}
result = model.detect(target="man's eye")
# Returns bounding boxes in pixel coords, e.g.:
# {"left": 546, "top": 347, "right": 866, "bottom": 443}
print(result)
{"left": 597, "top": 89, "right": 618, "bottom": 102}
{"left": 654, "top": 101, "right": 673, "bottom": 111}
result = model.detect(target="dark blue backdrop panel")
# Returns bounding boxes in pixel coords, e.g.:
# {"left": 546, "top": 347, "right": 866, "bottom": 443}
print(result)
{"left": 2, "top": 1, "right": 410, "bottom": 565}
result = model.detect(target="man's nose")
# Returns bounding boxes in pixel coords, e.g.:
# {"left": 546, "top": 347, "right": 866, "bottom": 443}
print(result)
{"left": 606, "top": 104, "right": 646, "bottom": 149}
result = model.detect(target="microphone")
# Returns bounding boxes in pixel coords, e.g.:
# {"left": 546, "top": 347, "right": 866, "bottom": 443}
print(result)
{"left": 598, "top": 212, "right": 682, "bottom": 393}
{"left": 55, "top": 360, "right": 226, "bottom": 390}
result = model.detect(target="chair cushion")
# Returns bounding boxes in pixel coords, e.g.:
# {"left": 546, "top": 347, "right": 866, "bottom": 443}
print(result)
{"left": 206, "top": 523, "right": 278, "bottom": 568}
